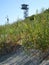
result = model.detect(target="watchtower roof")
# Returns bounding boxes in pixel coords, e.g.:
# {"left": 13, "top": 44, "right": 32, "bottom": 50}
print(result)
{"left": 21, "top": 4, "right": 28, "bottom": 6}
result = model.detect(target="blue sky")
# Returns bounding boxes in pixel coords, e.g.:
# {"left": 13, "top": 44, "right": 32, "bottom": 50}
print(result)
{"left": 0, "top": 0, "right": 49, "bottom": 25}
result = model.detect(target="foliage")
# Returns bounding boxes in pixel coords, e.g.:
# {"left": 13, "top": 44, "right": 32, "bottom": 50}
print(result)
{"left": 0, "top": 9, "right": 49, "bottom": 54}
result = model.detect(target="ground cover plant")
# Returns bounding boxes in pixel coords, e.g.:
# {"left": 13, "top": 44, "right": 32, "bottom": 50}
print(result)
{"left": 0, "top": 8, "right": 49, "bottom": 55}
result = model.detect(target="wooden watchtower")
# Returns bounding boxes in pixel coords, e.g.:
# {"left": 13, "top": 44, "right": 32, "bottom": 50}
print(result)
{"left": 21, "top": 4, "right": 29, "bottom": 18}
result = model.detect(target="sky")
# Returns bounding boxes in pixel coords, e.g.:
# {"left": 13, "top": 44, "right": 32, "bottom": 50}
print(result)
{"left": 0, "top": 0, "right": 49, "bottom": 25}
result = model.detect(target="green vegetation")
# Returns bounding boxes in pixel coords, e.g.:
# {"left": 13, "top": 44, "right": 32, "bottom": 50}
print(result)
{"left": 0, "top": 8, "right": 49, "bottom": 54}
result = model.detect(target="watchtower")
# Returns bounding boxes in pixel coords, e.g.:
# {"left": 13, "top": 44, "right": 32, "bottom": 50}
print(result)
{"left": 21, "top": 4, "right": 29, "bottom": 18}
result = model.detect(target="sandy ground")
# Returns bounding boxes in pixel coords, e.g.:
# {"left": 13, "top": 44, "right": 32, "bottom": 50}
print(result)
{"left": 0, "top": 47, "right": 49, "bottom": 65}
